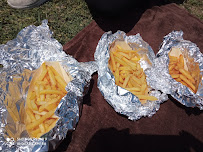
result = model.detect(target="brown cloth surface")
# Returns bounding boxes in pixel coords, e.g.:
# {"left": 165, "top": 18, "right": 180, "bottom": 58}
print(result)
{"left": 61, "top": 3, "right": 203, "bottom": 152}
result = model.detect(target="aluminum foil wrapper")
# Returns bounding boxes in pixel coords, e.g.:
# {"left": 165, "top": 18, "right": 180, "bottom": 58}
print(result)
{"left": 0, "top": 20, "right": 97, "bottom": 151}
{"left": 94, "top": 31, "right": 168, "bottom": 121}
{"left": 148, "top": 31, "right": 203, "bottom": 109}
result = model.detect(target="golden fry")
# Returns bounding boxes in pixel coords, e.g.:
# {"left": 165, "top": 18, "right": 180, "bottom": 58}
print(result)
{"left": 119, "top": 76, "right": 124, "bottom": 83}
{"left": 117, "top": 47, "right": 137, "bottom": 53}
{"left": 22, "top": 62, "right": 71, "bottom": 139}
{"left": 36, "top": 101, "right": 47, "bottom": 106}
{"left": 169, "top": 55, "right": 178, "bottom": 61}
{"left": 26, "top": 109, "right": 55, "bottom": 130}
{"left": 35, "top": 114, "right": 45, "bottom": 133}
{"left": 34, "top": 85, "right": 40, "bottom": 98}
{"left": 177, "top": 62, "right": 184, "bottom": 69}
{"left": 39, "top": 85, "right": 45, "bottom": 101}
{"left": 49, "top": 66, "right": 60, "bottom": 76}
{"left": 45, "top": 103, "right": 58, "bottom": 111}
{"left": 127, "top": 80, "right": 133, "bottom": 88}
{"left": 44, "top": 118, "right": 56, "bottom": 125}
{"left": 46, "top": 119, "right": 58, "bottom": 132}
{"left": 33, "top": 110, "right": 47, "bottom": 115}
{"left": 26, "top": 108, "right": 36, "bottom": 122}
{"left": 112, "top": 51, "right": 123, "bottom": 59}
{"left": 131, "top": 76, "right": 142, "bottom": 85}
{"left": 140, "top": 83, "right": 147, "bottom": 94}
{"left": 115, "top": 68, "right": 120, "bottom": 85}
{"left": 39, "top": 89, "right": 64, "bottom": 96}
{"left": 179, "top": 74, "right": 196, "bottom": 91}
{"left": 114, "top": 56, "right": 128, "bottom": 66}
{"left": 174, "top": 78, "right": 181, "bottom": 82}
{"left": 39, "top": 96, "right": 61, "bottom": 112}
{"left": 136, "top": 95, "right": 158, "bottom": 101}
{"left": 179, "top": 54, "right": 184, "bottom": 67}
{"left": 122, "top": 57, "right": 137, "bottom": 70}
{"left": 37, "top": 69, "right": 48, "bottom": 81}
{"left": 55, "top": 75, "right": 67, "bottom": 89}
{"left": 125, "top": 87, "right": 141, "bottom": 92}
{"left": 131, "top": 56, "right": 140, "bottom": 62}
{"left": 180, "top": 81, "right": 188, "bottom": 87}
{"left": 122, "top": 74, "right": 131, "bottom": 88}
{"left": 118, "top": 66, "right": 132, "bottom": 71}
{"left": 108, "top": 43, "right": 157, "bottom": 104}
{"left": 174, "top": 65, "right": 179, "bottom": 71}
{"left": 140, "top": 74, "right": 146, "bottom": 83}
{"left": 118, "top": 52, "right": 131, "bottom": 59}
{"left": 136, "top": 70, "right": 143, "bottom": 79}
{"left": 29, "top": 91, "right": 36, "bottom": 100}
{"left": 168, "top": 64, "right": 176, "bottom": 71}
{"left": 110, "top": 52, "right": 116, "bottom": 71}
{"left": 30, "top": 99, "right": 38, "bottom": 111}
{"left": 31, "top": 128, "right": 41, "bottom": 137}
{"left": 131, "top": 91, "right": 143, "bottom": 95}
{"left": 171, "top": 74, "right": 179, "bottom": 79}
{"left": 133, "top": 70, "right": 141, "bottom": 77}
{"left": 56, "top": 83, "right": 67, "bottom": 94}
{"left": 179, "top": 68, "right": 195, "bottom": 83}
{"left": 26, "top": 113, "right": 32, "bottom": 123}
{"left": 169, "top": 70, "right": 179, "bottom": 74}
{"left": 168, "top": 51, "right": 201, "bottom": 93}
{"left": 47, "top": 67, "right": 56, "bottom": 86}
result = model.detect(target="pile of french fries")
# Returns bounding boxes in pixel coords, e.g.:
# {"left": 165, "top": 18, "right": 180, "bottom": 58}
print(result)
{"left": 25, "top": 63, "right": 71, "bottom": 138}
{"left": 108, "top": 42, "right": 157, "bottom": 104}
{"left": 168, "top": 53, "right": 200, "bottom": 93}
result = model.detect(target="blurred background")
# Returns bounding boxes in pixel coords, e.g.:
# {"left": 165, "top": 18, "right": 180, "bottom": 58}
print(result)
{"left": 0, "top": 0, "right": 202, "bottom": 45}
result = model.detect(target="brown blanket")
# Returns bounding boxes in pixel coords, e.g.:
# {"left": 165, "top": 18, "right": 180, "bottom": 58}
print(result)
{"left": 60, "top": 3, "right": 203, "bottom": 152}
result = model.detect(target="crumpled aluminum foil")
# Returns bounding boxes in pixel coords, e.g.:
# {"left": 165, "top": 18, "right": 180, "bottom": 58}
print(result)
{"left": 94, "top": 31, "right": 168, "bottom": 121}
{"left": 0, "top": 20, "right": 97, "bottom": 151}
{"left": 147, "top": 31, "right": 203, "bottom": 109}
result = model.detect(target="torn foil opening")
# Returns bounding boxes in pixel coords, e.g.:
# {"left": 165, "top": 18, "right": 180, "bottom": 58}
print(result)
{"left": 148, "top": 31, "right": 203, "bottom": 109}
{"left": 0, "top": 20, "right": 97, "bottom": 151}
{"left": 94, "top": 31, "right": 168, "bottom": 121}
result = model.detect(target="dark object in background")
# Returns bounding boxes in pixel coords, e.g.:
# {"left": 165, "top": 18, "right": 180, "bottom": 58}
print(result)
{"left": 85, "top": 0, "right": 148, "bottom": 33}
{"left": 85, "top": 0, "right": 185, "bottom": 33}
{"left": 85, "top": 0, "right": 146, "bottom": 16}
{"left": 85, "top": 0, "right": 184, "bottom": 16}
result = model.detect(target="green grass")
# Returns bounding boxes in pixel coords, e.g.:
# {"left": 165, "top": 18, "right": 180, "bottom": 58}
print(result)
{"left": 181, "top": 0, "right": 203, "bottom": 20}
{"left": 0, "top": 0, "right": 202, "bottom": 45}
{"left": 0, "top": 0, "right": 92, "bottom": 45}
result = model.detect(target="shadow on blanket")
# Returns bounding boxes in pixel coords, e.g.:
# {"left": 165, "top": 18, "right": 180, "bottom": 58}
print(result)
{"left": 85, "top": 128, "right": 203, "bottom": 152}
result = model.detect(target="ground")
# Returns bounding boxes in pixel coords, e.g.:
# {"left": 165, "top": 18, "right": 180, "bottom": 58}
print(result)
{"left": 0, "top": 0, "right": 202, "bottom": 45}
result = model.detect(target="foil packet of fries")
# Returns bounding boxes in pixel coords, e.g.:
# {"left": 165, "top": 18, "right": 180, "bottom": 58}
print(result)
{"left": 94, "top": 31, "right": 168, "bottom": 120}
{"left": 147, "top": 31, "right": 203, "bottom": 109}
{"left": 0, "top": 20, "right": 97, "bottom": 151}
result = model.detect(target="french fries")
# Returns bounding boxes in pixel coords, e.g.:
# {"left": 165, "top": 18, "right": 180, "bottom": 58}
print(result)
{"left": 108, "top": 41, "right": 158, "bottom": 104}
{"left": 4, "top": 62, "right": 72, "bottom": 140}
{"left": 168, "top": 48, "right": 200, "bottom": 93}
{"left": 25, "top": 62, "right": 72, "bottom": 138}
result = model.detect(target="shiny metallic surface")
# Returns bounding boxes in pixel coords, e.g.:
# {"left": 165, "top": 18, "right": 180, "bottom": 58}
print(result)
{"left": 150, "top": 31, "right": 203, "bottom": 109}
{"left": 0, "top": 20, "right": 96, "bottom": 151}
{"left": 94, "top": 31, "right": 168, "bottom": 121}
